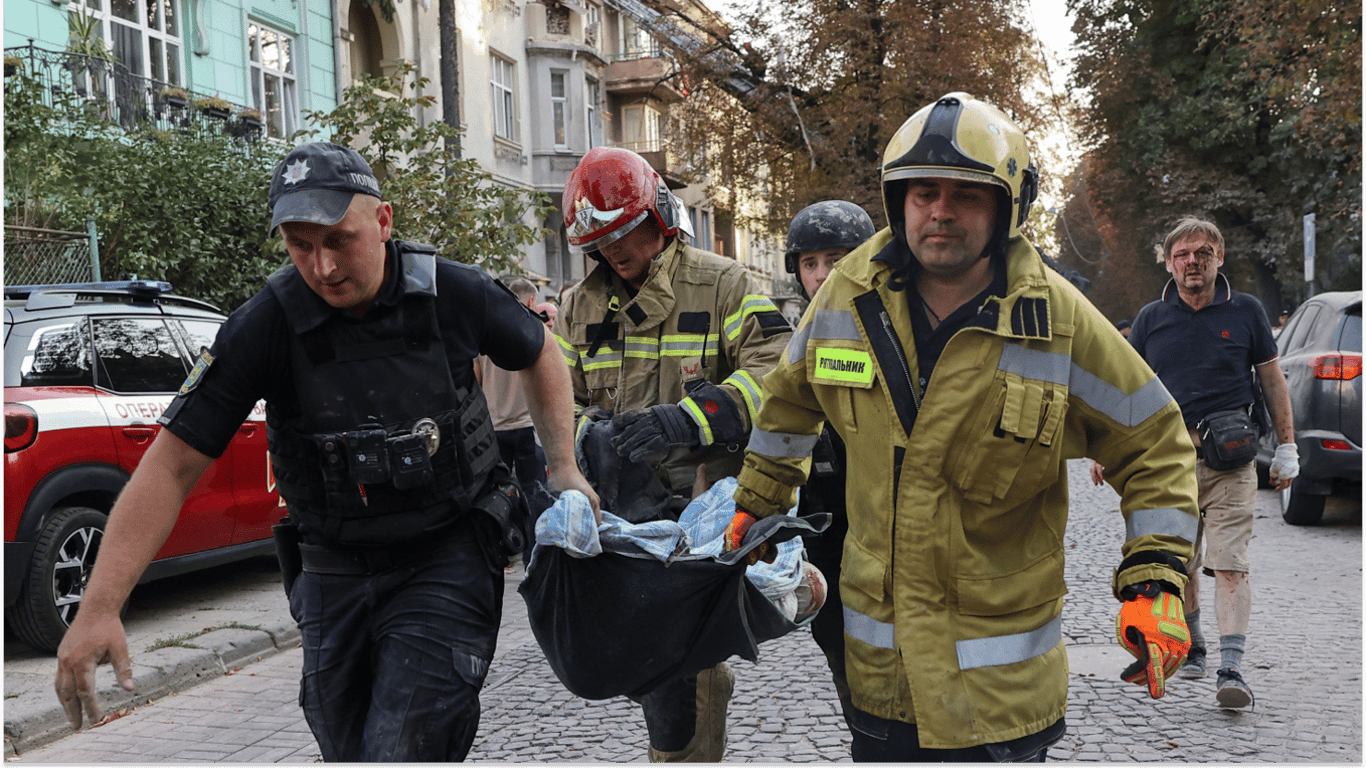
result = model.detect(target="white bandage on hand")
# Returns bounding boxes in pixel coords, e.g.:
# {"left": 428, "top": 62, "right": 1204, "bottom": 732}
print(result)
{"left": 1270, "top": 442, "right": 1300, "bottom": 483}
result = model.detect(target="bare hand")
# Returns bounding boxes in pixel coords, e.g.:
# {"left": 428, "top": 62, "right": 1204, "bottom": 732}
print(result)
{"left": 1089, "top": 460, "right": 1106, "bottom": 486}
{"left": 548, "top": 464, "right": 602, "bottom": 524}
{"left": 691, "top": 463, "right": 712, "bottom": 500}
{"left": 54, "top": 612, "right": 135, "bottom": 730}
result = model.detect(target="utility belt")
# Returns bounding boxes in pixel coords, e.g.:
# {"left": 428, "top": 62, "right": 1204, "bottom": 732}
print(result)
{"left": 297, "top": 519, "right": 477, "bottom": 576}
{"left": 274, "top": 466, "right": 533, "bottom": 596}
{"left": 315, "top": 418, "right": 444, "bottom": 491}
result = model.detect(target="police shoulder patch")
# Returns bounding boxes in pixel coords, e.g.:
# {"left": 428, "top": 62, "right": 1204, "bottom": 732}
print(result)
{"left": 179, "top": 347, "right": 215, "bottom": 396}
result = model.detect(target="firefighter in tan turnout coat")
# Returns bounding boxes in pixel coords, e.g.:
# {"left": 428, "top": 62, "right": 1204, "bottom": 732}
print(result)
{"left": 724, "top": 93, "right": 1201, "bottom": 761}
{"left": 552, "top": 147, "right": 790, "bottom": 762}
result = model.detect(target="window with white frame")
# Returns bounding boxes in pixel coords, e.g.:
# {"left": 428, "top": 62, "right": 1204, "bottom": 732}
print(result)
{"left": 621, "top": 16, "right": 660, "bottom": 59}
{"left": 491, "top": 54, "right": 518, "bottom": 142}
{"left": 550, "top": 71, "right": 568, "bottom": 148}
{"left": 248, "top": 23, "right": 298, "bottom": 140}
{"left": 69, "top": 0, "right": 183, "bottom": 87}
{"left": 622, "top": 103, "right": 662, "bottom": 153}
{"left": 585, "top": 77, "right": 601, "bottom": 148}
{"left": 585, "top": 1, "right": 601, "bottom": 51}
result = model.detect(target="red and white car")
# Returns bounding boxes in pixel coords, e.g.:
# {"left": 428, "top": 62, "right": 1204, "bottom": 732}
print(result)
{"left": 5, "top": 281, "right": 280, "bottom": 651}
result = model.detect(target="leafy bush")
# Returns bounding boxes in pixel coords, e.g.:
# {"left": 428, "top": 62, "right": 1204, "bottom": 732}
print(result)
{"left": 3, "top": 68, "right": 281, "bottom": 311}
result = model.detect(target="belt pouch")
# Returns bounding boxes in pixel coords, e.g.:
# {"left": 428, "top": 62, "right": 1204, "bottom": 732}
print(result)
{"left": 1198, "top": 408, "right": 1257, "bottom": 470}
{"left": 272, "top": 517, "right": 303, "bottom": 598}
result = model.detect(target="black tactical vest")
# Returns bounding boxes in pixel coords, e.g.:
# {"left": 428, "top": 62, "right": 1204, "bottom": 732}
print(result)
{"left": 265, "top": 242, "right": 498, "bottom": 546}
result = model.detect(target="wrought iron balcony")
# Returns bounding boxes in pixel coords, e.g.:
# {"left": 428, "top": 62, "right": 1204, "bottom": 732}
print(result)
{"left": 3, "top": 43, "right": 261, "bottom": 138}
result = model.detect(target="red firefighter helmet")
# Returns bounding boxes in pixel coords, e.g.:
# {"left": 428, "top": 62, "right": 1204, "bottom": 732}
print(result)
{"left": 563, "top": 147, "right": 685, "bottom": 256}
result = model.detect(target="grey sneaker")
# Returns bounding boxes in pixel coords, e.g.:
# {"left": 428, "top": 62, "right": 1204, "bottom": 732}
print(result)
{"left": 1216, "top": 667, "right": 1254, "bottom": 710}
{"left": 1179, "top": 645, "right": 1207, "bottom": 679}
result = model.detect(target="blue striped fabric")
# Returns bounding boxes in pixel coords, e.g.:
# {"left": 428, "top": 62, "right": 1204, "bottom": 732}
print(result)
{"left": 531, "top": 477, "right": 804, "bottom": 602}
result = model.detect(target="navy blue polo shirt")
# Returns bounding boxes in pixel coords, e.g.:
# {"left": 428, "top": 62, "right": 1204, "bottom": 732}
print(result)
{"left": 159, "top": 239, "right": 546, "bottom": 459}
{"left": 1129, "top": 274, "right": 1278, "bottom": 428}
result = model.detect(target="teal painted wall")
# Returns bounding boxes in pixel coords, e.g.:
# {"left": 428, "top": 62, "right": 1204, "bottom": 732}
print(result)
{"left": 4, "top": 0, "right": 336, "bottom": 119}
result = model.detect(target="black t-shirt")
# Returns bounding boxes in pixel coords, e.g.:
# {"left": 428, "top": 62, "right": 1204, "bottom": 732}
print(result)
{"left": 873, "top": 239, "right": 1007, "bottom": 400}
{"left": 159, "top": 240, "right": 547, "bottom": 459}
{"left": 1129, "top": 274, "right": 1278, "bottom": 428}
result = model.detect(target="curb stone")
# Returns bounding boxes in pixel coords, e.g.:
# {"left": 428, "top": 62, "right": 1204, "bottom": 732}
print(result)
{"left": 2, "top": 618, "right": 300, "bottom": 758}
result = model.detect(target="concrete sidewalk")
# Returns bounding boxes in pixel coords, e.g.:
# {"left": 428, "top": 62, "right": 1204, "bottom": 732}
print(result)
{"left": 4, "top": 556, "right": 539, "bottom": 758}
{"left": 5, "top": 556, "right": 302, "bottom": 757}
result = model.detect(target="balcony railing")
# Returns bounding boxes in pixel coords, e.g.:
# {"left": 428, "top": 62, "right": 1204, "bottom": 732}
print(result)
{"left": 4, "top": 44, "right": 260, "bottom": 138}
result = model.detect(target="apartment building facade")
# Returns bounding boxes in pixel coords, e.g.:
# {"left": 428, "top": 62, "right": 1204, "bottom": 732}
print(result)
{"left": 4, "top": 0, "right": 786, "bottom": 298}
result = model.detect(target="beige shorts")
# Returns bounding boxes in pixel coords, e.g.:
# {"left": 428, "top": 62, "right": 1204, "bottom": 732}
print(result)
{"left": 1189, "top": 459, "right": 1257, "bottom": 575}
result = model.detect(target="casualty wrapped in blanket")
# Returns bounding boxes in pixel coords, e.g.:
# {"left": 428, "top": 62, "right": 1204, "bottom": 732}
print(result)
{"left": 518, "top": 477, "right": 828, "bottom": 701}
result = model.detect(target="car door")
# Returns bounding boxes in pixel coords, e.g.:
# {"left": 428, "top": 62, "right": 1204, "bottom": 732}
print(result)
{"left": 1278, "top": 303, "right": 1323, "bottom": 432}
{"left": 170, "top": 317, "right": 282, "bottom": 546}
{"left": 91, "top": 314, "right": 236, "bottom": 557}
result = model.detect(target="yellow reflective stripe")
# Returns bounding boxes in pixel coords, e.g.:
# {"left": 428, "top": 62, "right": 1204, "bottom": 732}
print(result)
{"left": 813, "top": 348, "right": 874, "bottom": 385}
{"left": 661, "top": 334, "right": 720, "bottom": 357}
{"left": 575, "top": 409, "right": 593, "bottom": 443}
{"left": 623, "top": 336, "right": 660, "bottom": 360}
{"left": 582, "top": 349, "right": 623, "bottom": 372}
{"left": 725, "top": 295, "right": 781, "bottom": 340}
{"left": 556, "top": 334, "right": 579, "bottom": 364}
{"left": 724, "top": 370, "right": 762, "bottom": 421}
{"left": 679, "top": 398, "right": 714, "bottom": 445}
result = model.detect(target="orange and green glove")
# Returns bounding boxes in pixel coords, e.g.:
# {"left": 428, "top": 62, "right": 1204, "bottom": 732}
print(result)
{"left": 722, "top": 510, "right": 774, "bottom": 566}
{"left": 1115, "top": 581, "right": 1190, "bottom": 699}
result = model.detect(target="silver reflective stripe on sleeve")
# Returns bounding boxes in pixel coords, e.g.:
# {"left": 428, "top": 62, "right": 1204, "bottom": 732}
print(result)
{"left": 996, "top": 343, "right": 1174, "bottom": 427}
{"left": 844, "top": 605, "right": 896, "bottom": 649}
{"left": 1127, "top": 507, "right": 1199, "bottom": 543}
{"left": 956, "top": 615, "right": 1063, "bottom": 671}
{"left": 747, "top": 428, "right": 819, "bottom": 459}
{"left": 786, "top": 322, "right": 812, "bottom": 364}
{"left": 788, "top": 309, "right": 862, "bottom": 364}
{"left": 998, "top": 343, "right": 1069, "bottom": 385}
{"left": 1069, "top": 367, "right": 1173, "bottom": 427}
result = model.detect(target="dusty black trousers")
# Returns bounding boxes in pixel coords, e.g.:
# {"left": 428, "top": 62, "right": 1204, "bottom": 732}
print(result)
{"left": 289, "top": 521, "right": 502, "bottom": 761}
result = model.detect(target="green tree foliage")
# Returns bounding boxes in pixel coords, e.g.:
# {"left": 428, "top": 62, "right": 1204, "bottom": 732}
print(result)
{"left": 298, "top": 61, "right": 552, "bottom": 275}
{"left": 3, "top": 64, "right": 282, "bottom": 312}
{"left": 5, "top": 59, "right": 550, "bottom": 311}
{"left": 1062, "top": 0, "right": 1361, "bottom": 320}
{"left": 658, "top": 0, "right": 1051, "bottom": 239}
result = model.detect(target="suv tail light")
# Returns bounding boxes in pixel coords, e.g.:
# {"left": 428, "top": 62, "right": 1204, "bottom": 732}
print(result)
{"left": 5, "top": 403, "right": 38, "bottom": 453}
{"left": 1313, "top": 354, "right": 1363, "bottom": 380}
{"left": 1321, "top": 438, "right": 1354, "bottom": 451}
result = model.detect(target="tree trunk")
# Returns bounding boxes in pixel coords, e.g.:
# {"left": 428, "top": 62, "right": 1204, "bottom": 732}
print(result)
{"left": 438, "top": 0, "right": 461, "bottom": 158}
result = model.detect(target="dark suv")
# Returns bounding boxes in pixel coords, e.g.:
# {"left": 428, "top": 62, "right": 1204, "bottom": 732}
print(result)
{"left": 5, "top": 281, "right": 280, "bottom": 651}
{"left": 1256, "top": 290, "right": 1362, "bottom": 525}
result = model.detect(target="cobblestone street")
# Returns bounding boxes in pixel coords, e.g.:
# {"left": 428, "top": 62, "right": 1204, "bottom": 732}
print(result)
{"left": 9, "top": 461, "right": 1360, "bottom": 762}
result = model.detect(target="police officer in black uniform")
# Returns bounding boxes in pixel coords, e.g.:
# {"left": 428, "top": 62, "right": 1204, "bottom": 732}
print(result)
{"left": 783, "top": 200, "right": 876, "bottom": 721}
{"left": 54, "top": 142, "right": 599, "bottom": 762}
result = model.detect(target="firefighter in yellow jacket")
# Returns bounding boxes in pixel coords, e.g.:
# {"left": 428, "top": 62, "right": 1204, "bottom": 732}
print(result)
{"left": 725, "top": 93, "right": 1200, "bottom": 761}
{"left": 553, "top": 147, "right": 790, "bottom": 762}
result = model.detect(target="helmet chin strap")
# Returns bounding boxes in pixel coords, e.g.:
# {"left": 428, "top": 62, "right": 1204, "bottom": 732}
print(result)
{"left": 984, "top": 187, "right": 1011, "bottom": 259}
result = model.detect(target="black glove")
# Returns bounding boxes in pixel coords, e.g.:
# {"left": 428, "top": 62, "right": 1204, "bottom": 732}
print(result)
{"left": 610, "top": 404, "right": 700, "bottom": 464}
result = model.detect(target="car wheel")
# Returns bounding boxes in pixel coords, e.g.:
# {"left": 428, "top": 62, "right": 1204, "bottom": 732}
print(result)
{"left": 1280, "top": 480, "right": 1327, "bottom": 526}
{"left": 6, "top": 507, "right": 107, "bottom": 652}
